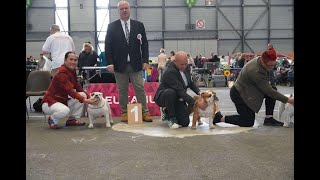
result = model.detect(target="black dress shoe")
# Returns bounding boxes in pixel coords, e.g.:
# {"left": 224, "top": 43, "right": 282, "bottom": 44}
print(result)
{"left": 213, "top": 111, "right": 223, "bottom": 124}
{"left": 263, "top": 117, "right": 284, "bottom": 126}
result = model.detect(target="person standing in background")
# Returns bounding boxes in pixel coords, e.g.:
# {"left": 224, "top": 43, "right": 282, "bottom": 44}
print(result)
{"left": 105, "top": 0, "right": 152, "bottom": 122}
{"left": 37, "top": 53, "right": 46, "bottom": 70}
{"left": 42, "top": 24, "right": 76, "bottom": 77}
{"left": 77, "top": 42, "right": 99, "bottom": 83}
{"left": 157, "top": 48, "right": 167, "bottom": 82}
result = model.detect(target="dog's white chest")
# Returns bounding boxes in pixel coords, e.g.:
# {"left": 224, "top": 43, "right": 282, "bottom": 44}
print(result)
{"left": 87, "top": 102, "right": 108, "bottom": 117}
{"left": 199, "top": 103, "right": 215, "bottom": 117}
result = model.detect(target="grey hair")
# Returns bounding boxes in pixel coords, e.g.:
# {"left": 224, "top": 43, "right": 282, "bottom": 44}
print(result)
{"left": 117, "top": 1, "right": 130, "bottom": 8}
{"left": 50, "top": 24, "right": 60, "bottom": 31}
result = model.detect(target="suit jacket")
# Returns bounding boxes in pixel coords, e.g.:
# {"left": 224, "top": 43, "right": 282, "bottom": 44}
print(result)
{"left": 105, "top": 19, "right": 149, "bottom": 73}
{"left": 234, "top": 57, "right": 288, "bottom": 113}
{"left": 154, "top": 62, "right": 200, "bottom": 106}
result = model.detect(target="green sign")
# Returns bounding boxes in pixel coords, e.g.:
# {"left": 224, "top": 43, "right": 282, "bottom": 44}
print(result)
{"left": 185, "top": 0, "right": 197, "bottom": 8}
{"left": 26, "top": 0, "right": 32, "bottom": 9}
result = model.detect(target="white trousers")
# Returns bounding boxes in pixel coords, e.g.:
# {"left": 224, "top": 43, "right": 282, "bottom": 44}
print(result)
{"left": 42, "top": 92, "right": 86, "bottom": 124}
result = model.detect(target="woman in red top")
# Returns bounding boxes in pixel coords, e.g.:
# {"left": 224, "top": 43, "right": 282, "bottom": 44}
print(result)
{"left": 42, "top": 52, "right": 98, "bottom": 129}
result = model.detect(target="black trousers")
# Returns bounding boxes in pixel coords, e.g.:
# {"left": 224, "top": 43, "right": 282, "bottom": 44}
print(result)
{"left": 154, "top": 88, "right": 190, "bottom": 127}
{"left": 224, "top": 85, "right": 277, "bottom": 127}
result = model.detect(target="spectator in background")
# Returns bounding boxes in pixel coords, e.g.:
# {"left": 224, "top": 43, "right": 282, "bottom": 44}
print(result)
{"left": 238, "top": 53, "right": 246, "bottom": 68}
{"left": 281, "top": 57, "right": 290, "bottom": 68}
{"left": 37, "top": 53, "right": 46, "bottom": 70}
{"left": 105, "top": 0, "right": 152, "bottom": 122}
{"left": 169, "top": 51, "right": 175, "bottom": 61}
{"left": 98, "top": 50, "right": 116, "bottom": 83}
{"left": 42, "top": 24, "right": 76, "bottom": 77}
{"left": 157, "top": 48, "right": 167, "bottom": 82}
{"left": 187, "top": 53, "right": 195, "bottom": 68}
{"left": 77, "top": 42, "right": 99, "bottom": 82}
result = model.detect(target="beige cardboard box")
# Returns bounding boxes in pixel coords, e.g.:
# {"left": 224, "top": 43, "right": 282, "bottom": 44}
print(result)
{"left": 127, "top": 103, "right": 143, "bottom": 125}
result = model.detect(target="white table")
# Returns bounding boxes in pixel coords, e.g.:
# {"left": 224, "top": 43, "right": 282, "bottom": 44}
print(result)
{"left": 81, "top": 66, "right": 112, "bottom": 89}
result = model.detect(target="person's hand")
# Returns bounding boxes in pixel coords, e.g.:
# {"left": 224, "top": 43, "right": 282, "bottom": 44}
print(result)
{"left": 198, "top": 101, "right": 208, "bottom": 111}
{"left": 84, "top": 98, "right": 99, "bottom": 105}
{"left": 287, "top": 97, "right": 294, "bottom": 106}
{"left": 142, "top": 63, "right": 149, "bottom": 70}
{"left": 107, "top": 65, "right": 114, "bottom": 73}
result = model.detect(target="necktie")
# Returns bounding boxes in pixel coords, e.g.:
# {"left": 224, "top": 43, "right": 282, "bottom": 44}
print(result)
{"left": 124, "top": 22, "right": 130, "bottom": 44}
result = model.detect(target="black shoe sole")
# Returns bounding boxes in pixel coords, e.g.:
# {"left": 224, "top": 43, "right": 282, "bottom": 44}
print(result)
{"left": 264, "top": 124, "right": 283, "bottom": 126}
{"left": 143, "top": 120, "right": 153, "bottom": 122}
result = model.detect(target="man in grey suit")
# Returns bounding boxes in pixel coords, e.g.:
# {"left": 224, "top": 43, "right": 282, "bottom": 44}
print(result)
{"left": 105, "top": 0, "right": 152, "bottom": 122}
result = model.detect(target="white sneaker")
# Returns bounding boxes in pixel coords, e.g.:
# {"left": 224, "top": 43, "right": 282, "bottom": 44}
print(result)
{"left": 162, "top": 120, "right": 169, "bottom": 125}
{"left": 168, "top": 121, "right": 179, "bottom": 129}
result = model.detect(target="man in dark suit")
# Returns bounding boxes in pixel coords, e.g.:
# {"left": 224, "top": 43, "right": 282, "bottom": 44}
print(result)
{"left": 154, "top": 51, "right": 208, "bottom": 129}
{"left": 105, "top": 0, "right": 152, "bottom": 122}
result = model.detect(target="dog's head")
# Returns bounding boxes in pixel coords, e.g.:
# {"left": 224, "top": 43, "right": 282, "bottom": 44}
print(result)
{"left": 90, "top": 92, "right": 104, "bottom": 102}
{"left": 200, "top": 90, "right": 219, "bottom": 103}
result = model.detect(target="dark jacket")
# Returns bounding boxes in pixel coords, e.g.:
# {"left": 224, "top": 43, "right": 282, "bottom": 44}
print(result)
{"left": 105, "top": 19, "right": 149, "bottom": 73}
{"left": 234, "top": 57, "right": 288, "bottom": 113}
{"left": 78, "top": 50, "right": 99, "bottom": 75}
{"left": 154, "top": 62, "right": 200, "bottom": 106}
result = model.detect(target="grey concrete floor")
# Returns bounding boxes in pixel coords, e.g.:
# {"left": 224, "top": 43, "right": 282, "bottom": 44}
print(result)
{"left": 26, "top": 86, "right": 294, "bottom": 180}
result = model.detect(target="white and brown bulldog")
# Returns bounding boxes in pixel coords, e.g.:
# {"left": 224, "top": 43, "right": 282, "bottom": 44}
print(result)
{"left": 278, "top": 93, "right": 294, "bottom": 127}
{"left": 87, "top": 92, "right": 113, "bottom": 128}
{"left": 191, "top": 90, "right": 219, "bottom": 129}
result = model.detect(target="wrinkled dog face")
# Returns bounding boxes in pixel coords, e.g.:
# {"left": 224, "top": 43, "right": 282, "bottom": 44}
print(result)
{"left": 200, "top": 90, "right": 219, "bottom": 103}
{"left": 90, "top": 92, "right": 103, "bottom": 102}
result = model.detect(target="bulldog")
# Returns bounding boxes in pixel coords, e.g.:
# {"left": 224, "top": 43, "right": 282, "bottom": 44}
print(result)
{"left": 191, "top": 90, "right": 219, "bottom": 129}
{"left": 87, "top": 92, "right": 113, "bottom": 128}
{"left": 278, "top": 93, "right": 294, "bottom": 127}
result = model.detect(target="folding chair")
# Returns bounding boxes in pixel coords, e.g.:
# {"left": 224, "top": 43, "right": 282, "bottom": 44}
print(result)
{"left": 26, "top": 71, "right": 51, "bottom": 120}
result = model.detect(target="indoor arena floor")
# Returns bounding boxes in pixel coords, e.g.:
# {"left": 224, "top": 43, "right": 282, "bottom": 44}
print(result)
{"left": 26, "top": 86, "right": 294, "bottom": 180}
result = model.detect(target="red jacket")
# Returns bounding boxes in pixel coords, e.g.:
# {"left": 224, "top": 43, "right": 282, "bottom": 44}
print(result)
{"left": 42, "top": 64, "right": 88, "bottom": 106}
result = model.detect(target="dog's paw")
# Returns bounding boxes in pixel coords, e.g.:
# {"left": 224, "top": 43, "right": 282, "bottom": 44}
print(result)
{"left": 209, "top": 125, "right": 215, "bottom": 129}
{"left": 191, "top": 126, "right": 197, "bottom": 129}
{"left": 88, "top": 124, "right": 94, "bottom": 128}
{"left": 106, "top": 123, "right": 112, "bottom": 128}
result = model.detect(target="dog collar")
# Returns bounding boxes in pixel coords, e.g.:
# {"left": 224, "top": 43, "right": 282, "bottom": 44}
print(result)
{"left": 88, "top": 103, "right": 105, "bottom": 109}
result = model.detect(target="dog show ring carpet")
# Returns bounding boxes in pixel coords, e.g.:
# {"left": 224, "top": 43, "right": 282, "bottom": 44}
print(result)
{"left": 112, "top": 116, "right": 254, "bottom": 138}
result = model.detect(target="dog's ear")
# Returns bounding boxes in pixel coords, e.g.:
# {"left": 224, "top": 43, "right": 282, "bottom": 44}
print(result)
{"left": 200, "top": 92, "right": 206, "bottom": 98}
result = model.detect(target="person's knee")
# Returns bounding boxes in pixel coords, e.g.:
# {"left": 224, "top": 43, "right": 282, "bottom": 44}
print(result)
{"left": 180, "top": 120, "right": 190, "bottom": 127}
{"left": 166, "top": 88, "right": 176, "bottom": 97}
{"left": 59, "top": 107, "right": 70, "bottom": 117}
{"left": 241, "top": 119, "right": 255, "bottom": 127}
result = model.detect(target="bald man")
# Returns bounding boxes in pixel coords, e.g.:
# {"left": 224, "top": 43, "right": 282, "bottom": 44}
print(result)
{"left": 154, "top": 51, "right": 207, "bottom": 128}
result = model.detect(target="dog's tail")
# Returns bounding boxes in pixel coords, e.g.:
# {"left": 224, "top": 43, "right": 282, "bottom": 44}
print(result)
{"left": 278, "top": 101, "right": 286, "bottom": 120}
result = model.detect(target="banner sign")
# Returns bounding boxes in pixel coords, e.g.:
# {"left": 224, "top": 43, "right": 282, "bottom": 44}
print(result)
{"left": 87, "top": 82, "right": 160, "bottom": 117}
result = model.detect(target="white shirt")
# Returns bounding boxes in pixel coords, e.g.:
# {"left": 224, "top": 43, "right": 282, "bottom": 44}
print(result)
{"left": 42, "top": 32, "right": 75, "bottom": 69}
{"left": 120, "top": 19, "right": 131, "bottom": 62}
{"left": 180, "top": 71, "right": 188, "bottom": 87}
